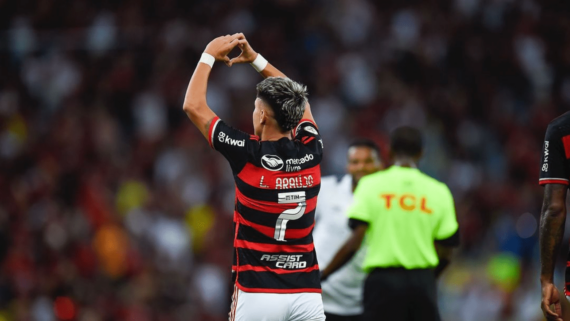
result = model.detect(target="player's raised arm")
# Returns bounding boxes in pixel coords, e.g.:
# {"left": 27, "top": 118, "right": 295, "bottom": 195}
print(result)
{"left": 229, "top": 34, "right": 316, "bottom": 126}
{"left": 540, "top": 183, "right": 568, "bottom": 321}
{"left": 182, "top": 34, "right": 243, "bottom": 139}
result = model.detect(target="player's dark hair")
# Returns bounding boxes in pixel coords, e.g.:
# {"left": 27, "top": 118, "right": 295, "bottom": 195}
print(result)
{"left": 390, "top": 126, "right": 423, "bottom": 157}
{"left": 348, "top": 139, "right": 381, "bottom": 156}
{"left": 256, "top": 77, "right": 307, "bottom": 132}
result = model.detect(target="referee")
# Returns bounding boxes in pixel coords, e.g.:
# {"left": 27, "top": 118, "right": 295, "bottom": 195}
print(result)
{"left": 321, "top": 126, "right": 460, "bottom": 321}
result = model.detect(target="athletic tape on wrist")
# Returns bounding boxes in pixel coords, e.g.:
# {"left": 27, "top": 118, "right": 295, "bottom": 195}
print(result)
{"left": 251, "top": 54, "right": 268, "bottom": 72}
{"left": 199, "top": 53, "right": 215, "bottom": 68}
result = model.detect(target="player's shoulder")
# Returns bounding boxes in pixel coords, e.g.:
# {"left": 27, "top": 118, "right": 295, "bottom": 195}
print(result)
{"left": 546, "top": 111, "right": 570, "bottom": 136}
{"left": 294, "top": 119, "right": 319, "bottom": 135}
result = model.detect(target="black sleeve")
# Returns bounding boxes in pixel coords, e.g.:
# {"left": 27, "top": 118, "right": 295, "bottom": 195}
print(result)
{"left": 435, "top": 229, "right": 460, "bottom": 247}
{"left": 348, "top": 218, "right": 369, "bottom": 230}
{"left": 539, "top": 124, "right": 570, "bottom": 186}
{"left": 208, "top": 117, "right": 259, "bottom": 172}
{"left": 293, "top": 119, "right": 323, "bottom": 158}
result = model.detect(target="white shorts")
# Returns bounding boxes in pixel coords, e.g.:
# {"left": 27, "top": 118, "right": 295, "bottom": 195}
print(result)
{"left": 229, "top": 286, "right": 325, "bottom": 321}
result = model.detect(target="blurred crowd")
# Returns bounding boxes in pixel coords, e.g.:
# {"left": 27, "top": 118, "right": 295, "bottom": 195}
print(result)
{"left": 1, "top": 0, "right": 570, "bottom": 320}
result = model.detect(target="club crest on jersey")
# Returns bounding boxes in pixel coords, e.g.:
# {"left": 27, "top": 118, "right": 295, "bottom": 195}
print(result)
{"left": 304, "top": 126, "right": 318, "bottom": 135}
{"left": 261, "top": 155, "right": 284, "bottom": 171}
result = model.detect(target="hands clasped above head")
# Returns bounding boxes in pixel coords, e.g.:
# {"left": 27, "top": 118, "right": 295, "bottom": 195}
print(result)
{"left": 204, "top": 33, "right": 258, "bottom": 67}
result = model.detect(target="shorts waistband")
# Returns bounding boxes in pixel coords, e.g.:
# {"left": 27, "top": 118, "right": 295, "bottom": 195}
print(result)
{"left": 370, "top": 267, "right": 434, "bottom": 273}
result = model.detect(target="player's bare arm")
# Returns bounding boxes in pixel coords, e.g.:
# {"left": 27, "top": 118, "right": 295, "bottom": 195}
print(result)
{"left": 229, "top": 34, "right": 316, "bottom": 125}
{"left": 540, "top": 183, "right": 568, "bottom": 321}
{"left": 182, "top": 34, "right": 243, "bottom": 139}
{"left": 320, "top": 224, "right": 367, "bottom": 281}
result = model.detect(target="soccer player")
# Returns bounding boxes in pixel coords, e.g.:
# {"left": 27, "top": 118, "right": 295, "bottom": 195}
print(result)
{"left": 183, "top": 33, "right": 325, "bottom": 321}
{"left": 320, "top": 126, "right": 459, "bottom": 321}
{"left": 539, "top": 111, "right": 570, "bottom": 321}
{"left": 313, "top": 139, "right": 384, "bottom": 321}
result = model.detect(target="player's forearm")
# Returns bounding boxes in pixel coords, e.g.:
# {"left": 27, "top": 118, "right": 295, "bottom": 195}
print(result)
{"left": 183, "top": 63, "right": 211, "bottom": 112}
{"left": 182, "top": 63, "right": 215, "bottom": 136}
{"left": 540, "top": 204, "right": 566, "bottom": 283}
{"left": 259, "top": 62, "right": 287, "bottom": 79}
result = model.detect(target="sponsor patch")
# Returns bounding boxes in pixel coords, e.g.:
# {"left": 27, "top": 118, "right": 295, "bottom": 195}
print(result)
{"left": 303, "top": 126, "right": 318, "bottom": 135}
{"left": 218, "top": 131, "right": 245, "bottom": 147}
{"left": 286, "top": 154, "right": 314, "bottom": 165}
{"left": 542, "top": 141, "right": 549, "bottom": 172}
{"left": 260, "top": 254, "right": 307, "bottom": 269}
{"left": 278, "top": 191, "right": 306, "bottom": 203}
{"left": 261, "top": 155, "right": 284, "bottom": 171}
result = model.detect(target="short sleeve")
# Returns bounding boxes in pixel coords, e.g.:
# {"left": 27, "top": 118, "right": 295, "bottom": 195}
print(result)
{"left": 293, "top": 119, "right": 323, "bottom": 157}
{"left": 434, "top": 184, "right": 459, "bottom": 241}
{"left": 539, "top": 124, "right": 570, "bottom": 185}
{"left": 208, "top": 117, "right": 259, "bottom": 172}
{"left": 347, "top": 178, "right": 372, "bottom": 223}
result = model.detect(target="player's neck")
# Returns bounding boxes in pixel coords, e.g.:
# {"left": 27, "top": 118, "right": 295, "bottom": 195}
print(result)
{"left": 260, "top": 126, "right": 292, "bottom": 141}
{"left": 393, "top": 158, "right": 418, "bottom": 168}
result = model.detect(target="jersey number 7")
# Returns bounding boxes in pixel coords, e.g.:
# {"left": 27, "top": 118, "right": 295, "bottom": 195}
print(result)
{"left": 274, "top": 192, "right": 307, "bottom": 242}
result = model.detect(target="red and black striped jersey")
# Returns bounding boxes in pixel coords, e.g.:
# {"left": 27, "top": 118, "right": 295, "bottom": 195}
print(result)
{"left": 539, "top": 111, "right": 570, "bottom": 186}
{"left": 208, "top": 116, "right": 324, "bottom": 293}
{"left": 539, "top": 111, "right": 570, "bottom": 296}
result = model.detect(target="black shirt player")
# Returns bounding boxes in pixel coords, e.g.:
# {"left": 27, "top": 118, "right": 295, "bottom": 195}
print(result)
{"left": 539, "top": 111, "right": 570, "bottom": 321}
{"left": 183, "top": 34, "right": 326, "bottom": 321}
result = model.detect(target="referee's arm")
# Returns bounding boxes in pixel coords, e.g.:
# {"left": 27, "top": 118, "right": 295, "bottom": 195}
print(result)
{"left": 320, "top": 219, "right": 367, "bottom": 281}
{"left": 433, "top": 185, "right": 460, "bottom": 277}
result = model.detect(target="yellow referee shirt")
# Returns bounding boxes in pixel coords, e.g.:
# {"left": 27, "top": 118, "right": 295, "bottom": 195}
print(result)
{"left": 348, "top": 166, "right": 458, "bottom": 272}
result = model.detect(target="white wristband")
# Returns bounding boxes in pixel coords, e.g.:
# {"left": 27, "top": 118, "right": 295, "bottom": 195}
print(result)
{"left": 251, "top": 54, "right": 268, "bottom": 72}
{"left": 199, "top": 53, "right": 215, "bottom": 68}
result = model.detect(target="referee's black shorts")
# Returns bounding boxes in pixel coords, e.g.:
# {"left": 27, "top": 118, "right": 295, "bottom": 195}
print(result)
{"left": 324, "top": 312, "right": 362, "bottom": 321}
{"left": 363, "top": 267, "right": 440, "bottom": 321}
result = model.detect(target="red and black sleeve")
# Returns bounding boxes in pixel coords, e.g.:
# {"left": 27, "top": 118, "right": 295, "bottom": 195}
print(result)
{"left": 539, "top": 124, "right": 570, "bottom": 186}
{"left": 208, "top": 117, "right": 260, "bottom": 172}
{"left": 293, "top": 119, "right": 323, "bottom": 158}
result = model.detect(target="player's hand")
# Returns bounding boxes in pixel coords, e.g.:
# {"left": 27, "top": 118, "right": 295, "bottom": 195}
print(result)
{"left": 227, "top": 34, "right": 258, "bottom": 67}
{"left": 204, "top": 34, "right": 243, "bottom": 65}
{"left": 541, "top": 282, "right": 564, "bottom": 321}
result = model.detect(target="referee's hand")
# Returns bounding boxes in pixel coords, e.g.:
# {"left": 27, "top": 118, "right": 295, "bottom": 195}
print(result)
{"left": 541, "top": 282, "right": 564, "bottom": 321}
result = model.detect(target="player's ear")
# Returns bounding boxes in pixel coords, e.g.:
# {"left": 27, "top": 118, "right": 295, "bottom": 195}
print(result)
{"left": 260, "top": 109, "right": 266, "bottom": 124}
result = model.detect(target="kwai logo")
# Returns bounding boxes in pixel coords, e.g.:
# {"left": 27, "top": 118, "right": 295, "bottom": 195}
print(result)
{"left": 261, "top": 155, "right": 284, "bottom": 171}
{"left": 542, "top": 141, "right": 549, "bottom": 172}
{"left": 218, "top": 131, "right": 245, "bottom": 147}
